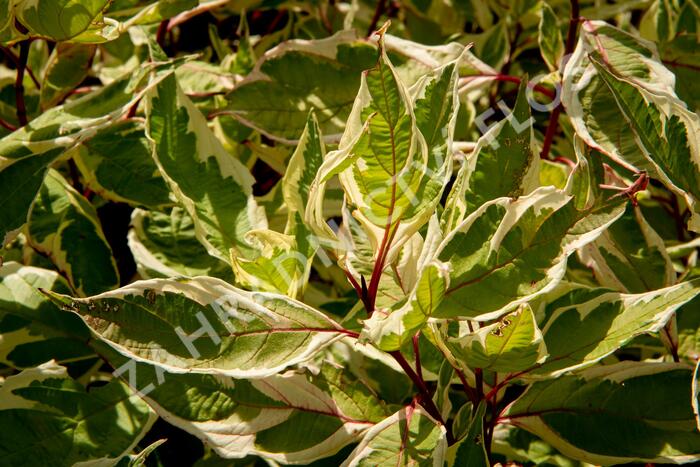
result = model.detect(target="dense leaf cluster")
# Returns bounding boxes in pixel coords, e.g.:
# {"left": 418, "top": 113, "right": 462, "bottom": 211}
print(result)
{"left": 1, "top": 0, "right": 699, "bottom": 465}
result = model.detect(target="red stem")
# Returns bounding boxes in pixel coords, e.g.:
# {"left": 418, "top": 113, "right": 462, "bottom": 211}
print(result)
{"left": 454, "top": 367, "right": 479, "bottom": 405}
{"left": 0, "top": 117, "right": 17, "bottom": 132}
{"left": 367, "top": 0, "right": 388, "bottom": 37}
{"left": 412, "top": 333, "right": 423, "bottom": 382}
{"left": 156, "top": 20, "right": 169, "bottom": 49}
{"left": 540, "top": 0, "right": 580, "bottom": 160}
{"left": 1, "top": 45, "right": 40, "bottom": 89}
{"left": 14, "top": 41, "right": 29, "bottom": 127}
{"left": 389, "top": 350, "right": 454, "bottom": 444}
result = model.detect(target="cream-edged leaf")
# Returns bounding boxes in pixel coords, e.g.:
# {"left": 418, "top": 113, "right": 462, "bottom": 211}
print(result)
{"left": 342, "top": 404, "right": 447, "bottom": 466}
{"left": 435, "top": 186, "right": 625, "bottom": 320}
{"left": 534, "top": 279, "right": 700, "bottom": 376}
{"left": 107, "top": 355, "right": 388, "bottom": 464}
{"left": 0, "top": 361, "right": 156, "bottom": 466}
{"left": 361, "top": 261, "right": 450, "bottom": 351}
{"left": 145, "top": 73, "right": 267, "bottom": 261}
{"left": 45, "top": 277, "right": 353, "bottom": 378}
{"left": 448, "top": 305, "right": 547, "bottom": 373}
{"left": 504, "top": 363, "right": 700, "bottom": 464}
{"left": 26, "top": 169, "right": 119, "bottom": 297}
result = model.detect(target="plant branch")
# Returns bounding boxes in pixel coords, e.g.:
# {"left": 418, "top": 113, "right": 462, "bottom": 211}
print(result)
{"left": 167, "top": 0, "right": 230, "bottom": 30}
{"left": 475, "top": 367, "right": 484, "bottom": 400}
{"left": 540, "top": 0, "right": 580, "bottom": 160}
{"left": 389, "top": 350, "right": 454, "bottom": 444}
{"left": 662, "top": 324, "right": 680, "bottom": 363}
{"left": 367, "top": 0, "right": 387, "bottom": 37}
{"left": 14, "top": 40, "right": 29, "bottom": 127}
{"left": 0, "top": 117, "right": 17, "bottom": 132}
{"left": 412, "top": 333, "right": 423, "bottom": 382}
{"left": 454, "top": 367, "right": 479, "bottom": 405}
{"left": 156, "top": 20, "right": 170, "bottom": 49}
{"left": 1, "top": 45, "right": 40, "bottom": 89}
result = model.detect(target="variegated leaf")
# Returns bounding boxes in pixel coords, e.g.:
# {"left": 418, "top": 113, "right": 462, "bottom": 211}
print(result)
{"left": 562, "top": 20, "right": 676, "bottom": 173}
{"left": 534, "top": 279, "right": 700, "bottom": 376}
{"left": 308, "top": 36, "right": 459, "bottom": 286}
{"left": 538, "top": 2, "right": 564, "bottom": 72}
{"left": 14, "top": 0, "right": 111, "bottom": 41}
{"left": 226, "top": 30, "right": 467, "bottom": 142}
{"left": 74, "top": 120, "right": 173, "bottom": 209}
{"left": 448, "top": 305, "right": 547, "bottom": 373}
{"left": 443, "top": 80, "right": 538, "bottom": 232}
{"left": 128, "top": 207, "right": 233, "bottom": 281}
{"left": 40, "top": 43, "right": 96, "bottom": 110}
{"left": 0, "top": 262, "right": 93, "bottom": 368}
{"left": 342, "top": 404, "right": 447, "bottom": 466}
{"left": 107, "top": 354, "right": 388, "bottom": 464}
{"left": 145, "top": 73, "right": 267, "bottom": 261}
{"left": 45, "top": 277, "right": 353, "bottom": 378}
{"left": 579, "top": 204, "right": 675, "bottom": 293}
{"left": 447, "top": 402, "right": 489, "bottom": 467}
{"left": 0, "top": 361, "right": 156, "bottom": 466}
{"left": 0, "top": 59, "right": 181, "bottom": 242}
{"left": 435, "top": 186, "right": 625, "bottom": 320}
{"left": 26, "top": 169, "right": 119, "bottom": 297}
{"left": 504, "top": 362, "right": 700, "bottom": 464}
{"left": 361, "top": 261, "right": 449, "bottom": 352}
{"left": 589, "top": 52, "right": 700, "bottom": 232}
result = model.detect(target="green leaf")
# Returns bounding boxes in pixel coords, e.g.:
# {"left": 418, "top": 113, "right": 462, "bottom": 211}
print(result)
{"left": 443, "top": 80, "right": 538, "bottom": 231}
{"left": 448, "top": 402, "right": 489, "bottom": 467}
{"left": 0, "top": 361, "right": 156, "bottom": 466}
{"left": 0, "top": 59, "right": 181, "bottom": 242}
{"left": 534, "top": 279, "right": 700, "bottom": 376}
{"left": 342, "top": 405, "right": 447, "bottom": 466}
{"left": 579, "top": 204, "right": 675, "bottom": 293}
{"left": 491, "top": 425, "right": 585, "bottom": 466}
{"left": 108, "top": 355, "right": 388, "bottom": 463}
{"left": 14, "top": 0, "right": 111, "bottom": 41}
{"left": 504, "top": 362, "right": 700, "bottom": 464}
{"left": 448, "top": 304, "right": 547, "bottom": 373}
{"left": 589, "top": 52, "right": 700, "bottom": 232}
{"left": 0, "top": 147, "right": 64, "bottom": 243}
{"left": 662, "top": 35, "right": 700, "bottom": 112}
{"left": 677, "top": 295, "right": 700, "bottom": 362}
{"left": 74, "top": 120, "right": 173, "bottom": 209}
{"left": 40, "top": 43, "right": 96, "bottom": 110}
{"left": 562, "top": 20, "right": 677, "bottom": 173}
{"left": 117, "top": 0, "right": 197, "bottom": 27}
{"left": 361, "top": 261, "right": 450, "bottom": 351}
{"left": 45, "top": 277, "right": 353, "bottom": 378}
{"left": 538, "top": 2, "right": 564, "bottom": 72}
{"left": 435, "top": 186, "right": 625, "bottom": 320}
{"left": 309, "top": 38, "right": 458, "bottom": 276}
{"left": 145, "top": 73, "right": 267, "bottom": 261}
{"left": 26, "top": 169, "right": 120, "bottom": 296}
{"left": 226, "top": 31, "right": 466, "bottom": 142}
{"left": 226, "top": 30, "right": 377, "bottom": 142}
{"left": 475, "top": 21, "right": 509, "bottom": 68}
{"left": 282, "top": 112, "right": 326, "bottom": 219}
{"left": 0, "top": 262, "right": 93, "bottom": 368}
{"left": 128, "top": 207, "right": 233, "bottom": 280}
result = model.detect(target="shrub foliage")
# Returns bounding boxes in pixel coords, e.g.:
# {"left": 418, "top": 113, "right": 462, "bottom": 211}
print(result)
{"left": 1, "top": 0, "right": 699, "bottom": 465}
